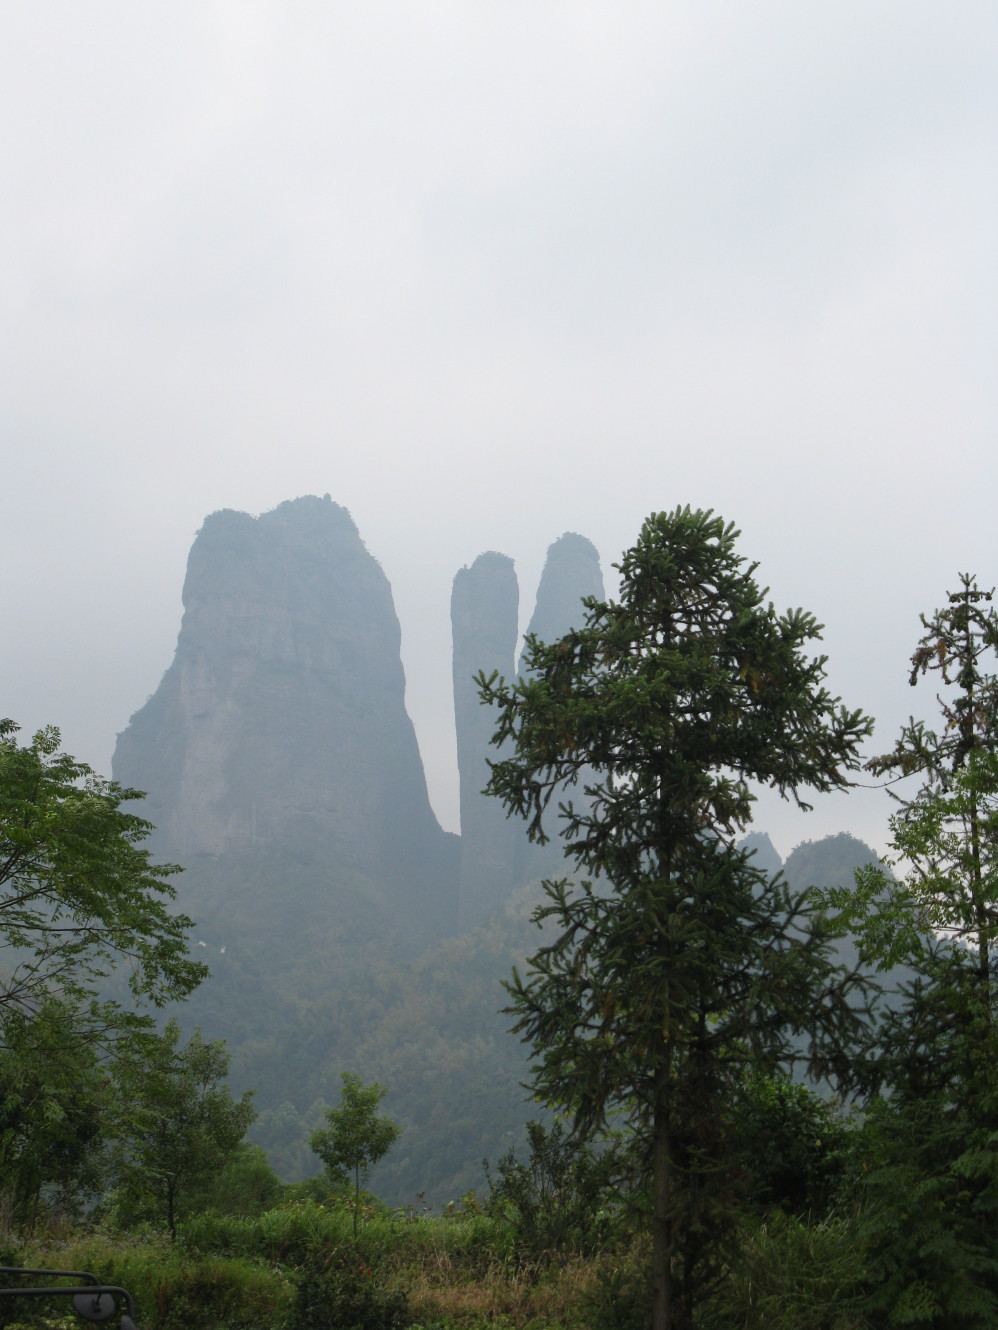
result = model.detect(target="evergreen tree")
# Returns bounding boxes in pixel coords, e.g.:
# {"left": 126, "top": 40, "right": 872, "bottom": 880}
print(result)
{"left": 478, "top": 508, "right": 874, "bottom": 1330}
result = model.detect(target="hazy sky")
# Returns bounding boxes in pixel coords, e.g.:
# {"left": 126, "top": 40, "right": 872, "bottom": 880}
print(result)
{"left": 3, "top": 2, "right": 996, "bottom": 861}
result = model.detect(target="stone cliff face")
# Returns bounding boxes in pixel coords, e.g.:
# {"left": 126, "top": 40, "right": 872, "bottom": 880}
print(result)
{"left": 738, "top": 831, "right": 783, "bottom": 878}
{"left": 113, "top": 495, "right": 457, "bottom": 930}
{"left": 450, "top": 552, "right": 519, "bottom": 931}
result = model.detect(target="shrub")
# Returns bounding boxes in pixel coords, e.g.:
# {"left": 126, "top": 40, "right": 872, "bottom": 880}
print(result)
{"left": 289, "top": 1250, "right": 409, "bottom": 1330}
{"left": 484, "top": 1118, "right": 619, "bottom": 1260}
{"left": 700, "top": 1211, "right": 869, "bottom": 1330}
{"left": 731, "top": 1075, "right": 850, "bottom": 1219}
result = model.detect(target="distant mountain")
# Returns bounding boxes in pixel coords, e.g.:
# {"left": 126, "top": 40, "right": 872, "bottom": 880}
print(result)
{"left": 113, "top": 495, "right": 458, "bottom": 943}
{"left": 783, "top": 832, "right": 883, "bottom": 896}
{"left": 108, "top": 495, "right": 895, "bottom": 1202}
{"left": 738, "top": 831, "right": 783, "bottom": 878}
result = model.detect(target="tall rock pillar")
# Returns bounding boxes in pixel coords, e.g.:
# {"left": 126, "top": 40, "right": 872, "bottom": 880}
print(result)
{"left": 451, "top": 552, "right": 519, "bottom": 930}
{"left": 515, "top": 533, "right": 604, "bottom": 886}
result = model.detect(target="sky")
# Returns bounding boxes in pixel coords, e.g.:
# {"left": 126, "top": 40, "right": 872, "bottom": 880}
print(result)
{"left": 2, "top": 2, "right": 996, "bottom": 862}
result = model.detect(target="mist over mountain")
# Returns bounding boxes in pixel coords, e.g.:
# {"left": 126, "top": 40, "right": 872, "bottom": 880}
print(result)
{"left": 110, "top": 496, "right": 887, "bottom": 1203}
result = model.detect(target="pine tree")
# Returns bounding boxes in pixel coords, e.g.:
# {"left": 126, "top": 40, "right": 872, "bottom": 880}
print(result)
{"left": 478, "top": 507, "right": 873, "bottom": 1330}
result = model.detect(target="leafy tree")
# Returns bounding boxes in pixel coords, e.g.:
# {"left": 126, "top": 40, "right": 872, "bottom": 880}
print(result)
{"left": 311, "top": 1073, "right": 400, "bottom": 1239}
{"left": 0, "top": 999, "right": 110, "bottom": 1230}
{"left": 112, "top": 1020, "right": 255, "bottom": 1239}
{"left": 0, "top": 720, "right": 207, "bottom": 1045}
{"left": 477, "top": 507, "right": 874, "bottom": 1330}
{"left": 831, "top": 575, "right": 998, "bottom": 1326}
{"left": 187, "top": 1141, "right": 282, "bottom": 1217}
{"left": 730, "top": 1073, "right": 849, "bottom": 1220}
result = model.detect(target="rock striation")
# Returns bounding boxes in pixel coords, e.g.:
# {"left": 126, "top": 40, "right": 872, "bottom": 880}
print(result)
{"left": 113, "top": 495, "right": 458, "bottom": 934}
{"left": 451, "top": 552, "right": 520, "bottom": 931}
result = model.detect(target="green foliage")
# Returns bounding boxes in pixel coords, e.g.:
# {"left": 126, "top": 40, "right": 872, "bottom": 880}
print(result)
{"left": 0, "top": 720, "right": 206, "bottom": 1044}
{"left": 311, "top": 1074, "right": 400, "bottom": 1239}
{"left": 181, "top": 1197, "right": 348, "bottom": 1264}
{"left": 289, "top": 1250, "right": 410, "bottom": 1330}
{"left": 700, "top": 1211, "right": 870, "bottom": 1330}
{"left": 478, "top": 508, "right": 874, "bottom": 1330}
{"left": 0, "top": 1000, "right": 110, "bottom": 1229}
{"left": 16, "top": 1230, "right": 295, "bottom": 1330}
{"left": 830, "top": 576, "right": 998, "bottom": 1326}
{"left": 852, "top": 1092, "right": 998, "bottom": 1328}
{"left": 731, "top": 1075, "right": 850, "bottom": 1219}
{"left": 483, "top": 1118, "right": 619, "bottom": 1258}
{"left": 854, "top": 573, "right": 998, "bottom": 984}
{"left": 190, "top": 1142, "right": 283, "bottom": 1218}
{"left": 580, "top": 1259, "right": 650, "bottom": 1330}
{"left": 112, "top": 1021, "right": 255, "bottom": 1239}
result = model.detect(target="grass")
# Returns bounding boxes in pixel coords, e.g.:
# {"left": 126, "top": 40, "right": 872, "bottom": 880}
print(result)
{"left": 2, "top": 1199, "right": 873, "bottom": 1330}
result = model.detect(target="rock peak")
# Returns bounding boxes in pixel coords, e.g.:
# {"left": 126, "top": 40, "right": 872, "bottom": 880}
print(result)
{"left": 113, "top": 496, "right": 458, "bottom": 933}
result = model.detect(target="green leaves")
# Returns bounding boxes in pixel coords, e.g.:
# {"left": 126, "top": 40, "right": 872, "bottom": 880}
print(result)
{"left": 111, "top": 1020, "right": 255, "bottom": 1239}
{"left": 0, "top": 720, "right": 207, "bottom": 1046}
{"left": 311, "top": 1073, "right": 400, "bottom": 1238}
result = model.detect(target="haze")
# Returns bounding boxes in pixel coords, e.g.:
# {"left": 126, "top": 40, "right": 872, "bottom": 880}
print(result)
{"left": 3, "top": 3, "right": 996, "bottom": 860}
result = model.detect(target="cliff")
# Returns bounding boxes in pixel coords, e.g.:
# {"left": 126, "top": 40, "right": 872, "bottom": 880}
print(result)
{"left": 113, "top": 495, "right": 458, "bottom": 936}
{"left": 450, "top": 551, "right": 520, "bottom": 931}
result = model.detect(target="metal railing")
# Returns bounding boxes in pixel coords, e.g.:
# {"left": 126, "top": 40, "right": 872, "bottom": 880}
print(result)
{"left": 0, "top": 1267, "right": 137, "bottom": 1329}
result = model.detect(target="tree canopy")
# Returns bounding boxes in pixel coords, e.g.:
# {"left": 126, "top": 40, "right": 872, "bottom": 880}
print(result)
{"left": 112, "top": 1021, "right": 255, "bottom": 1240}
{"left": 478, "top": 507, "right": 874, "bottom": 1330}
{"left": 0, "top": 720, "right": 206, "bottom": 1046}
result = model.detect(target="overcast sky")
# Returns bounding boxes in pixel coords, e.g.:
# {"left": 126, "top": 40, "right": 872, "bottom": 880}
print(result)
{"left": 3, "top": 2, "right": 996, "bottom": 861}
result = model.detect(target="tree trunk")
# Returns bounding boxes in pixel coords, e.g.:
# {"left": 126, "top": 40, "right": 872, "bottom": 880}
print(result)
{"left": 652, "top": 1060, "right": 673, "bottom": 1330}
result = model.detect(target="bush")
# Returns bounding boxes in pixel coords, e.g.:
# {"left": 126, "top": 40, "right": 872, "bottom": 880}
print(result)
{"left": 15, "top": 1231, "right": 295, "bottom": 1330}
{"left": 289, "top": 1250, "right": 409, "bottom": 1330}
{"left": 700, "top": 1211, "right": 869, "bottom": 1330}
{"left": 484, "top": 1118, "right": 619, "bottom": 1259}
{"left": 732, "top": 1075, "right": 850, "bottom": 1218}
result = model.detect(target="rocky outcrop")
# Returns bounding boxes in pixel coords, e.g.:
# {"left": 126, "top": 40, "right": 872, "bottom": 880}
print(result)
{"left": 451, "top": 552, "right": 519, "bottom": 931}
{"left": 113, "top": 495, "right": 458, "bottom": 934}
{"left": 450, "top": 533, "right": 606, "bottom": 926}
{"left": 514, "top": 533, "right": 605, "bottom": 886}
{"left": 738, "top": 831, "right": 783, "bottom": 878}
{"left": 519, "top": 533, "right": 604, "bottom": 667}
